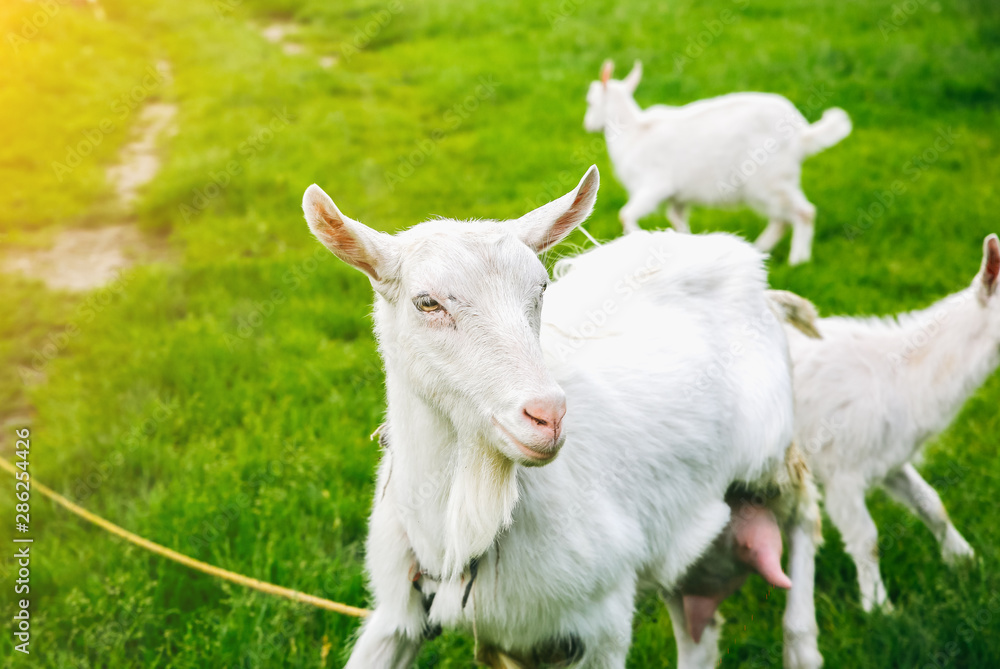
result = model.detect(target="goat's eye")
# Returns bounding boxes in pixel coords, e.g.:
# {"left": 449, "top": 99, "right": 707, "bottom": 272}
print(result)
{"left": 414, "top": 296, "right": 443, "bottom": 313}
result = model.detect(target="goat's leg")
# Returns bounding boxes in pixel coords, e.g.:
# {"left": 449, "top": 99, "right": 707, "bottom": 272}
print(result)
{"left": 883, "top": 463, "right": 975, "bottom": 564}
{"left": 619, "top": 188, "right": 666, "bottom": 234}
{"left": 787, "top": 196, "right": 817, "bottom": 266}
{"left": 788, "top": 219, "right": 815, "bottom": 265}
{"left": 345, "top": 608, "right": 423, "bottom": 669}
{"left": 347, "top": 488, "right": 431, "bottom": 668}
{"left": 783, "top": 517, "right": 823, "bottom": 669}
{"left": 664, "top": 593, "right": 722, "bottom": 669}
{"left": 666, "top": 201, "right": 691, "bottom": 234}
{"left": 575, "top": 581, "right": 635, "bottom": 669}
{"left": 783, "top": 523, "right": 822, "bottom": 669}
{"left": 823, "top": 478, "right": 890, "bottom": 612}
{"left": 754, "top": 220, "right": 788, "bottom": 253}
{"left": 780, "top": 447, "right": 824, "bottom": 669}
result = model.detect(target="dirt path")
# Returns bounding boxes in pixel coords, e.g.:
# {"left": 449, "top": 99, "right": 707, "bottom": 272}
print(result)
{"left": 261, "top": 22, "right": 305, "bottom": 55}
{"left": 106, "top": 102, "right": 177, "bottom": 209}
{"left": 0, "top": 59, "right": 178, "bottom": 450}
{"left": 2, "top": 225, "right": 160, "bottom": 292}
{"left": 1, "top": 61, "right": 177, "bottom": 292}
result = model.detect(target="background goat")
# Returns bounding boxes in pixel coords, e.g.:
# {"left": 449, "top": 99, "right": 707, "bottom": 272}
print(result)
{"left": 786, "top": 234, "right": 998, "bottom": 611}
{"left": 303, "top": 167, "right": 822, "bottom": 668}
{"left": 584, "top": 59, "right": 851, "bottom": 265}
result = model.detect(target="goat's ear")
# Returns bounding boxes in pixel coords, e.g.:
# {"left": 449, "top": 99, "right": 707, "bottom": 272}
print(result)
{"left": 303, "top": 184, "right": 398, "bottom": 290}
{"left": 623, "top": 60, "right": 642, "bottom": 93}
{"left": 514, "top": 166, "right": 599, "bottom": 254}
{"left": 600, "top": 60, "right": 614, "bottom": 87}
{"left": 977, "top": 233, "right": 1000, "bottom": 300}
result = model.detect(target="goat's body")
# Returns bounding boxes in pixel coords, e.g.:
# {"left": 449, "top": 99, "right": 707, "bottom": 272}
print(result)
{"left": 611, "top": 93, "right": 807, "bottom": 211}
{"left": 355, "top": 231, "right": 821, "bottom": 667}
{"left": 588, "top": 68, "right": 851, "bottom": 265}
{"left": 788, "top": 289, "right": 990, "bottom": 610}
{"left": 452, "top": 231, "right": 789, "bottom": 637}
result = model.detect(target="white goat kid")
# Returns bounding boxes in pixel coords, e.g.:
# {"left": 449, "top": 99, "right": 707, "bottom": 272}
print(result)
{"left": 303, "top": 167, "right": 821, "bottom": 668}
{"left": 787, "top": 234, "right": 999, "bottom": 612}
{"left": 584, "top": 60, "right": 852, "bottom": 265}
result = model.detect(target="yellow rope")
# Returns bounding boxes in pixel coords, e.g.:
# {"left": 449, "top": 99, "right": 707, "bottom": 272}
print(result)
{"left": 0, "top": 457, "right": 369, "bottom": 618}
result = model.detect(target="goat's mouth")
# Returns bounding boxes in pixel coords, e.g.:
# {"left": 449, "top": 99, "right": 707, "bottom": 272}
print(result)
{"left": 491, "top": 417, "right": 560, "bottom": 465}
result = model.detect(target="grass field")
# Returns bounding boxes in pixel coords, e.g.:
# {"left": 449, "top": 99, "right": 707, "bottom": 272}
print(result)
{"left": 2, "top": 0, "right": 1000, "bottom": 666}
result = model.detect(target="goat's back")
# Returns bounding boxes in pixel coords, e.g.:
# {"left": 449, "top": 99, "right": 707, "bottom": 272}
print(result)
{"left": 616, "top": 93, "right": 809, "bottom": 204}
{"left": 786, "top": 299, "right": 981, "bottom": 485}
{"left": 544, "top": 230, "right": 794, "bottom": 491}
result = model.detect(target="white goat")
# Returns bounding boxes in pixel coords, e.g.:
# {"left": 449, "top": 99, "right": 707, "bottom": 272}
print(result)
{"left": 786, "top": 234, "right": 999, "bottom": 612}
{"left": 584, "top": 60, "right": 852, "bottom": 265}
{"left": 303, "top": 167, "right": 822, "bottom": 668}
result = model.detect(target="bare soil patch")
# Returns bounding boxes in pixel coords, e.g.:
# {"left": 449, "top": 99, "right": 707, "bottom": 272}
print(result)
{"left": 106, "top": 101, "right": 178, "bottom": 209}
{"left": 2, "top": 225, "right": 164, "bottom": 292}
{"left": 2, "top": 62, "right": 176, "bottom": 292}
{"left": 259, "top": 21, "right": 338, "bottom": 68}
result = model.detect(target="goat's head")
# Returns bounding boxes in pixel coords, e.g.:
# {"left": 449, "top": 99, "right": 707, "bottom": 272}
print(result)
{"left": 303, "top": 167, "right": 599, "bottom": 466}
{"left": 974, "top": 233, "right": 1000, "bottom": 312}
{"left": 584, "top": 59, "right": 642, "bottom": 132}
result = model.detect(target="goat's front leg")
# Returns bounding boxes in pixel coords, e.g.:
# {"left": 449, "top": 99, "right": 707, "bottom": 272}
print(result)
{"left": 664, "top": 593, "right": 722, "bottom": 669}
{"left": 786, "top": 198, "right": 816, "bottom": 266}
{"left": 666, "top": 201, "right": 691, "bottom": 233}
{"left": 575, "top": 580, "right": 635, "bottom": 668}
{"left": 823, "top": 478, "right": 890, "bottom": 612}
{"left": 754, "top": 219, "right": 788, "bottom": 253}
{"left": 346, "top": 608, "right": 423, "bottom": 669}
{"left": 347, "top": 483, "right": 431, "bottom": 667}
{"left": 883, "top": 463, "right": 975, "bottom": 564}
{"left": 619, "top": 187, "right": 668, "bottom": 234}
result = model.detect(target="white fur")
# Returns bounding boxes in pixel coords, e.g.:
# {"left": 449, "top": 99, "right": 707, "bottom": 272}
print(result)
{"left": 787, "top": 235, "right": 999, "bottom": 612}
{"left": 303, "top": 168, "right": 820, "bottom": 667}
{"left": 584, "top": 60, "right": 851, "bottom": 265}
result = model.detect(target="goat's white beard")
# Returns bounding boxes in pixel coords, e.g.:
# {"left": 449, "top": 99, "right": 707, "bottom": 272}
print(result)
{"left": 441, "top": 442, "right": 519, "bottom": 579}
{"left": 380, "top": 363, "right": 522, "bottom": 579}
{"left": 377, "top": 305, "right": 524, "bottom": 579}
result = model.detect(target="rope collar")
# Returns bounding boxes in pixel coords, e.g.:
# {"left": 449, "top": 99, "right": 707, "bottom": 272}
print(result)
{"left": 410, "top": 555, "right": 482, "bottom": 609}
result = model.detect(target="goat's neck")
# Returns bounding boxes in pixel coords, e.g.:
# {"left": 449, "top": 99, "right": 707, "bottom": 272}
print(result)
{"left": 381, "top": 368, "right": 519, "bottom": 580}
{"left": 895, "top": 288, "right": 999, "bottom": 436}
{"left": 603, "top": 93, "right": 644, "bottom": 161}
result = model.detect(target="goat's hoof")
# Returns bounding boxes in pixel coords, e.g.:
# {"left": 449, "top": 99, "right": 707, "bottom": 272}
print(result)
{"left": 942, "top": 533, "right": 976, "bottom": 566}
{"left": 862, "top": 596, "right": 895, "bottom": 615}
{"left": 943, "top": 547, "right": 977, "bottom": 567}
{"left": 784, "top": 640, "right": 823, "bottom": 669}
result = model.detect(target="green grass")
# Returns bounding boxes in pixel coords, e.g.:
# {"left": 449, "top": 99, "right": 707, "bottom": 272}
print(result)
{"left": 2, "top": 0, "right": 1000, "bottom": 666}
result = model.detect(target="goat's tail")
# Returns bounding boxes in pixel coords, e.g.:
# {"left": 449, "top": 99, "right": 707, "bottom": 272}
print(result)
{"left": 800, "top": 107, "right": 852, "bottom": 157}
{"left": 766, "top": 289, "right": 822, "bottom": 339}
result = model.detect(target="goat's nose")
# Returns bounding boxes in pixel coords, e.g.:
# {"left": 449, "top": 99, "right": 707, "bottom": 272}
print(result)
{"left": 521, "top": 394, "right": 567, "bottom": 442}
